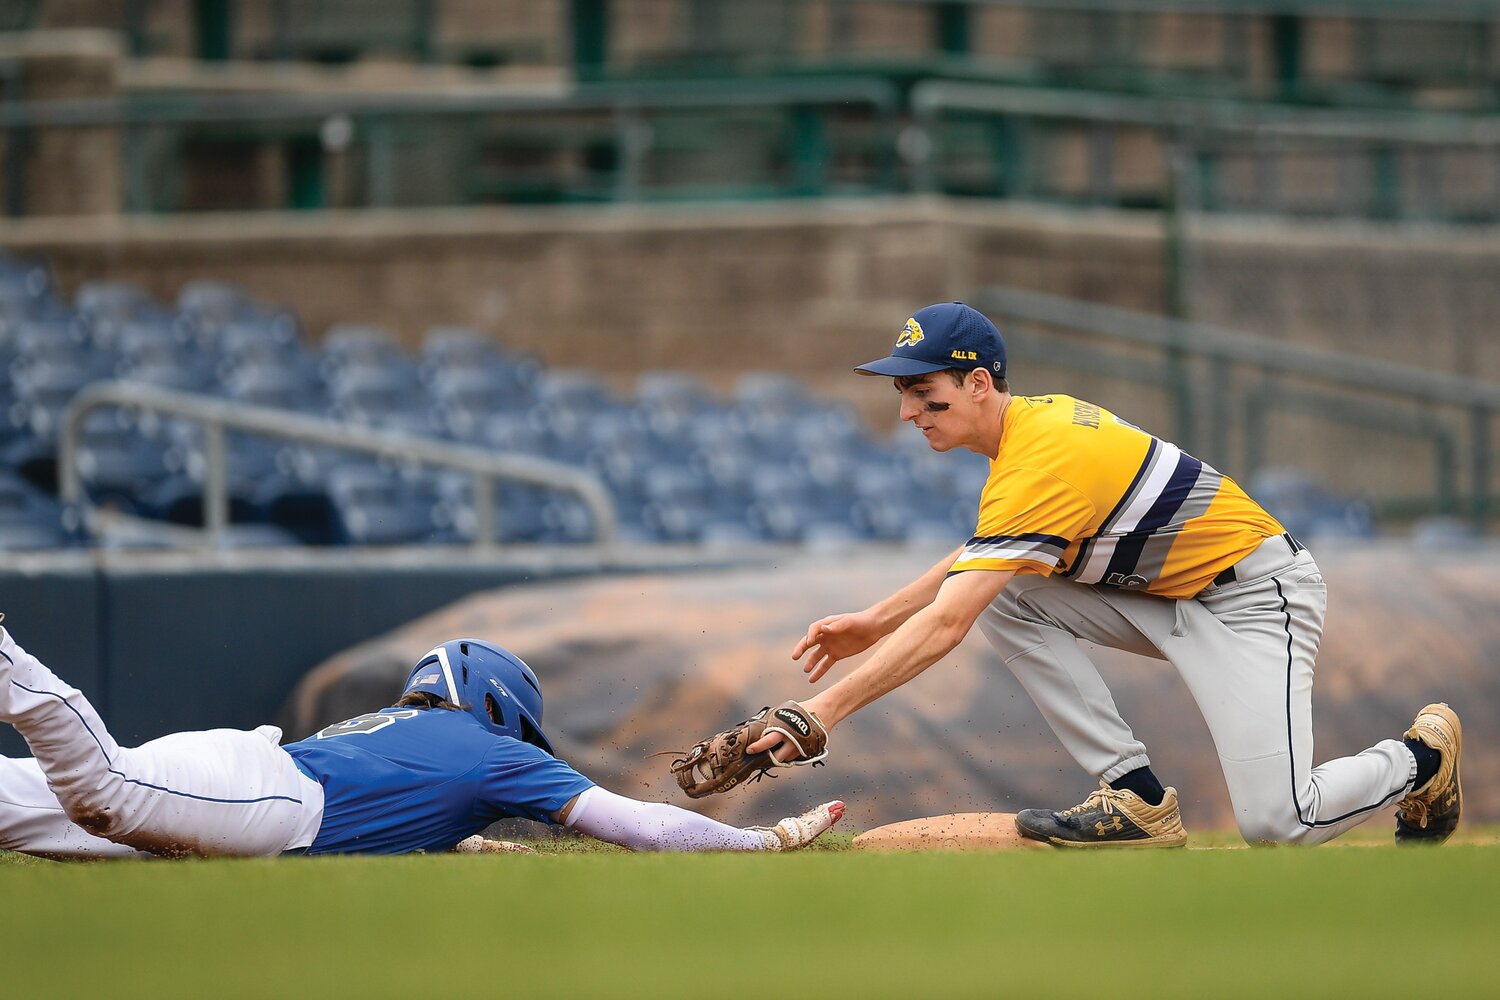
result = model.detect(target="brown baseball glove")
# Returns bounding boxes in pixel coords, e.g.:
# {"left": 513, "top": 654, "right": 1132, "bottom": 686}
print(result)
{"left": 670, "top": 701, "right": 829, "bottom": 799}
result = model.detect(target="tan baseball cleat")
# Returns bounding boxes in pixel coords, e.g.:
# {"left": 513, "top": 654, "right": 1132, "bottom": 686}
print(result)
{"left": 754, "top": 800, "right": 845, "bottom": 851}
{"left": 1395, "top": 703, "right": 1462, "bottom": 845}
{"left": 1015, "top": 783, "right": 1188, "bottom": 848}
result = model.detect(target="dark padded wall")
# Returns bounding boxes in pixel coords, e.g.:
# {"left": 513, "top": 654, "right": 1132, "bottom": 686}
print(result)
{"left": 0, "top": 561, "right": 613, "bottom": 755}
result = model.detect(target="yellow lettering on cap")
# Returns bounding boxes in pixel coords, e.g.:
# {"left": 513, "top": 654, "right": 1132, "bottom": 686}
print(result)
{"left": 950, "top": 350, "right": 977, "bottom": 361}
{"left": 895, "top": 318, "right": 924, "bottom": 348}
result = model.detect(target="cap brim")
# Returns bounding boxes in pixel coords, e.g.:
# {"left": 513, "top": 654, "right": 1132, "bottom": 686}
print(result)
{"left": 853, "top": 356, "right": 953, "bottom": 377}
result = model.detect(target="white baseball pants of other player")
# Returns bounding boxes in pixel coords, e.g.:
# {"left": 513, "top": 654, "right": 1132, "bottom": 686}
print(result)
{"left": 978, "top": 534, "right": 1417, "bottom": 845}
{"left": 0, "top": 625, "right": 324, "bottom": 858}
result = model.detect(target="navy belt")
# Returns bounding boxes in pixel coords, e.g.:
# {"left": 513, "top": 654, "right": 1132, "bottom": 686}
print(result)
{"left": 1212, "top": 532, "right": 1303, "bottom": 587}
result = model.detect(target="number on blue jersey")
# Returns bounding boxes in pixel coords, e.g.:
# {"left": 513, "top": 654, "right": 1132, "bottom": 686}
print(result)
{"left": 315, "top": 709, "right": 420, "bottom": 739}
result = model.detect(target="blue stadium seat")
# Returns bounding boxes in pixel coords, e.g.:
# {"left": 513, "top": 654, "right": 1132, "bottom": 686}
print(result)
{"left": 636, "top": 370, "right": 715, "bottom": 412}
{"left": 428, "top": 366, "right": 536, "bottom": 439}
{"left": 421, "top": 325, "right": 518, "bottom": 367}
{"left": 324, "top": 463, "right": 449, "bottom": 546}
{"left": 325, "top": 363, "right": 429, "bottom": 428}
{"left": 0, "top": 255, "right": 57, "bottom": 326}
{"left": 432, "top": 477, "right": 602, "bottom": 545}
{"left": 145, "top": 472, "right": 263, "bottom": 533}
{"left": 533, "top": 369, "right": 619, "bottom": 415}
{"left": 221, "top": 359, "right": 327, "bottom": 412}
{"left": 176, "top": 280, "right": 264, "bottom": 333}
{"left": 0, "top": 470, "right": 79, "bottom": 550}
{"left": 319, "top": 323, "right": 405, "bottom": 380}
{"left": 13, "top": 317, "right": 101, "bottom": 372}
{"left": 114, "top": 320, "right": 184, "bottom": 363}
{"left": 0, "top": 253, "right": 52, "bottom": 300}
{"left": 734, "top": 372, "right": 810, "bottom": 411}
{"left": 112, "top": 321, "right": 218, "bottom": 392}
{"left": 479, "top": 413, "right": 551, "bottom": 457}
{"left": 492, "top": 483, "right": 552, "bottom": 543}
{"left": 75, "top": 281, "right": 173, "bottom": 341}
{"left": 1247, "top": 467, "right": 1376, "bottom": 541}
{"left": 4, "top": 361, "right": 102, "bottom": 490}
{"left": 254, "top": 459, "right": 344, "bottom": 545}
{"left": 215, "top": 317, "right": 304, "bottom": 368}
{"left": 71, "top": 409, "right": 173, "bottom": 514}
{"left": 420, "top": 327, "right": 543, "bottom": 394}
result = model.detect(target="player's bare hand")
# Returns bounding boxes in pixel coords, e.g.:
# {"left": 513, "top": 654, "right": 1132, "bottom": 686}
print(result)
{"left": 747, "top": 728, "right": 801, "bottom": 764}
{"left": 453, "top": 836, "right": 535, "bottom": 854}
{"left": 792, "top": 611, "right": 882, "bottom": 682}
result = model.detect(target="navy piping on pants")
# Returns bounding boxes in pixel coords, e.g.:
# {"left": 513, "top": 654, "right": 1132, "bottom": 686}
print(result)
{"left": 7, "top": 666, "right": 306, "bottom": 808}
{"left": 1275, "top": 578, "right": 1405, "bottom": 828}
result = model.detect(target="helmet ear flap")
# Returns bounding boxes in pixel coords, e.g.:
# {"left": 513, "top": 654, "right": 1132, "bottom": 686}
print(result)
{"left": 484, "top": 692, "right": 505, "bottom": 729}
{"left": 519, "top": 713, "right": 549, "bottom": 754}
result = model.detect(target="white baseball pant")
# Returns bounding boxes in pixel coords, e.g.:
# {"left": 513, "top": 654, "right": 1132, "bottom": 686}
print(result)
{"left": 977, "top": 534, "right": 1417, "bottom": 845}
{"left": 0, "top": 625, "right": 323, "bottom": 858}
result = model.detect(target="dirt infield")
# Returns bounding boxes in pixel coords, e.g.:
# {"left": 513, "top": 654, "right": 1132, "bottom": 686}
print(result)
{"left": 282, "top": 543, "right": 1500, "bottom": 839}
{"left": 853, "top": 812, "right": 1047, "bottom": 851}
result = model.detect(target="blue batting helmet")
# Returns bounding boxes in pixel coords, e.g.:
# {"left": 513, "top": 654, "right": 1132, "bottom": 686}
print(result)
{"left": 402, "top": 639, "right": 553, "bottom": 754}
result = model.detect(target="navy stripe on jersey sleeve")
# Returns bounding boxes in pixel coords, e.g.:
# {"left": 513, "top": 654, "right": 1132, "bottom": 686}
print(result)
{"left": 952, "top": 531, "right": 1070, "bottom": 570}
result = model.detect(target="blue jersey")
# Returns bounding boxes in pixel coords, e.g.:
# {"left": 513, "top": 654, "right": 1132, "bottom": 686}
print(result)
{"left": 283, "top": 707, "right": 594, "bottom": 855}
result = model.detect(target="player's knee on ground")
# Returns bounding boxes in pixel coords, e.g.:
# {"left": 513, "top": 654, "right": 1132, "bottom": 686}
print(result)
{"left": 54, "top": 770, "right": 131, "bottom": 839}
{"left": 1235, "top": 811, "right": 1317, "bottom": 846}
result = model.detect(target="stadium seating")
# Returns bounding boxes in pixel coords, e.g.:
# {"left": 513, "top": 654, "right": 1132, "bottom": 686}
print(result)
{"left": 0, "top": 469, "right": 78, "bottom": 550}
{"left": 1, "top": 258, "right": 1372, "bottom": 553}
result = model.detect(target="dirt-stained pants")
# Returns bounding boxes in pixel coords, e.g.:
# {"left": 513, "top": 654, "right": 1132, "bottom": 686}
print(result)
{"left": 1, "top": 625, "right": 323, "bottom": 858}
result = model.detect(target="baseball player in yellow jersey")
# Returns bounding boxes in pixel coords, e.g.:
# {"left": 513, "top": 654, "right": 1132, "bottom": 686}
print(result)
{"left": 750, "top": 301, "right": 1462, "bottom": 847}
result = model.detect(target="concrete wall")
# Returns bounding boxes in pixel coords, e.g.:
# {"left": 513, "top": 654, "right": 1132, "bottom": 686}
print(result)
{"left": 0, "top": 30, "right": 122, "bottom": 215}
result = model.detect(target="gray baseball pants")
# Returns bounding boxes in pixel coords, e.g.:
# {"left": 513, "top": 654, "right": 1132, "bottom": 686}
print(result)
{"left": 977, "top": 534, "right": 1416, "bottom": 845}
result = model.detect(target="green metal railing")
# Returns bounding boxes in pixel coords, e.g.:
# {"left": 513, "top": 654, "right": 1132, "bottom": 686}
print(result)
{"left": 0, "top": 77, "right": 900, "bottom": 212}
{"left": 908, "top": 80, "right": 1500, "bottom": 220}
{"left": 973, "top": 285, "right": 1500, "bottom": 528}
{"left": 99, "top": 1, "right": 1500, "bottom": 101}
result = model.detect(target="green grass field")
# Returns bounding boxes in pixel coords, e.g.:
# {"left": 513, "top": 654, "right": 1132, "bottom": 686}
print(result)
{"left": 4, "top": 831, "right": 1497, "bottom": 999}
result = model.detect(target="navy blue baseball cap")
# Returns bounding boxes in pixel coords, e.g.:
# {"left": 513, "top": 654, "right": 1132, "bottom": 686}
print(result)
{"left": 854, "top": 302, "right": 1007, "bottom": 379}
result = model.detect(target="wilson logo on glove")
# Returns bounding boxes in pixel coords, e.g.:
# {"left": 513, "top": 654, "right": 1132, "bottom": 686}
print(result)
{"left": 774, "top": 709, "right": 812, "bottom": 736}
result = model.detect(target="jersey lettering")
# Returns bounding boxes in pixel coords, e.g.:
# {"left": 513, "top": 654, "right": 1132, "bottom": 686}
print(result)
{"left": 1071, "top": 401, "right": 1101, "bottom": 428}
{"left": 315, "top": 710, "right": 420, "bottom": 740}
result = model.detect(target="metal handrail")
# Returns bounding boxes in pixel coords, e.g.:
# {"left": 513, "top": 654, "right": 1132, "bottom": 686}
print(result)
{"left": 59, "top": 381, "right": 619, "bottom": 549}
{"left": 977, "top": 286, "right": 1500, "bottom": 408}
{"left": 0, "top": 75, "right": 900, "bottom": 211}
{"left": 837, "top": 0, "right": 1500, "bottom": 16}
{"left": 0, "top": 76, "right": 902, "bottom": 129}
{"left": 910, "top": 80, "right": 1500, "bottom": 146}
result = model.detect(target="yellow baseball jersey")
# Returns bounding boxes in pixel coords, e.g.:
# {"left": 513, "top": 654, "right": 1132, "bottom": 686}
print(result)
{"left": 950, "top": 395, "right": 1285, "bottom": 599}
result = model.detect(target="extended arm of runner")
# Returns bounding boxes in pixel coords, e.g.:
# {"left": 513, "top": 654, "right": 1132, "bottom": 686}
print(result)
{"left": 560, "top": 787, "right": 844, "bottom": 852}
{"left": 559, "top": 786, "right": 770, "bottom": 851}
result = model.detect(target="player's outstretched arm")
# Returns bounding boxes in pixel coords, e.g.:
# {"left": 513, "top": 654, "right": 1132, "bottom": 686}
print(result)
{"left": 452, "top": 836, "right": 536, "bottom": 854}
{"left": 554, "top": 786, "right": 843, "bottom": 852}
{"left": 793, "top": 544, "right": 965, "bottom": 682}
{"left": 759, "top": 568, "right": 1014, "bottom": 763}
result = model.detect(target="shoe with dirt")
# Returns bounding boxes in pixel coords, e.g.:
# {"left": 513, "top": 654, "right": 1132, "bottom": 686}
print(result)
{"left": 1015, "top": 783, "right": 1188, "bottom": 848}
{"left": 1395, "top": 703, "right": 1462, "bottom": 845}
